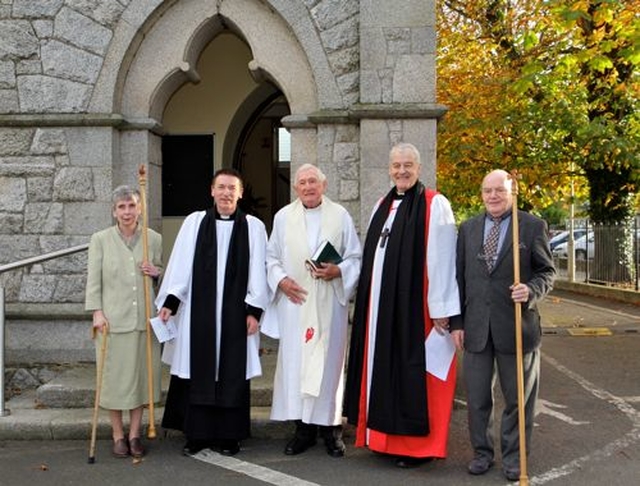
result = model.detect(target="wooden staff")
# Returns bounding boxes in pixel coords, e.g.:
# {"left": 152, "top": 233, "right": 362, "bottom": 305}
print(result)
{"left": 88, "top": 325, "right": 108, "bottom": 464}
{"left": 138, "top": 165, "right": 157, "bottom": 439}
{"left": 509, "top": 170, "right": 529, "bottom": 485}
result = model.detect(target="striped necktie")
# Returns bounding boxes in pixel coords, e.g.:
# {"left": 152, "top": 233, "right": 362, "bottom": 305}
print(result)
{"left": 484, "top": 217, "right": 502, "bottom": 271}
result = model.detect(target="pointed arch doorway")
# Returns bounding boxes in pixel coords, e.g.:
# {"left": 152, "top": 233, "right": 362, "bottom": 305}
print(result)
{"left": 161, "top": 32, "right": 291, "bottom": 249}
{"left": 230, "top": 90, "right": 291, "bottom": 231}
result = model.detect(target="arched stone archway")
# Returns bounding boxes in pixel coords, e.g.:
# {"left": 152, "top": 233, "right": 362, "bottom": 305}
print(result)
{"left": 93, "top": 0, "right": 331, "bottom": 230}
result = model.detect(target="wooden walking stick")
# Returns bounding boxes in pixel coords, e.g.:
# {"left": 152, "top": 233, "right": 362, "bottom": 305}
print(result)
{"left": 138, "top": 165, "right": 157, "bottom": 439}
{"left": 88, "top": 325, "right": 108, "bottom": 464}
{"left": 509, "top": 170, "right": 529, "bottom": 485}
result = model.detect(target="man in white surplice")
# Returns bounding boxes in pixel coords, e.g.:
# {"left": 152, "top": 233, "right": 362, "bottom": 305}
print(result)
{"left": 156, "top": 168, "right": 268, "bottom": 457}
{"left": 262, "top": 163, "right": 361, "bottom": 458}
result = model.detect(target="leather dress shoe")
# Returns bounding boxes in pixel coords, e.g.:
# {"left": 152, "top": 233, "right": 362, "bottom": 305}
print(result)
{"left": 503, "top": 467, "right": 520, "bottom": 481}
{"left": 394, "top": 456, "right": 432, "bottom": 468}
{"left": 324, "top": 436, "right": 346, "bottom": 457}
{"left": 129, "top": 437, "right": 145, "bottom": 457}
{"left": 112, "top": 438, "right": 129, "bottom": 458}
{"left": 182, "top": 440, "right": 208, "bottom": 456}
{"left": 467, "top": 456, "right": 494, "bottom": 475}
{"left": 220, "top": 440, "right": 240, "bottom": 456}
{"left": 284, "top": 436, "right": 317, "bottom": 455}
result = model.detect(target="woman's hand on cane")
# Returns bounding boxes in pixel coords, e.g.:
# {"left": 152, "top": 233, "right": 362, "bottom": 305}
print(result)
{"left": 140, "top": 261, "right": 161, "bottom": 279}
{"left": 91, "top": 310, "right": 109, "bottom": 337}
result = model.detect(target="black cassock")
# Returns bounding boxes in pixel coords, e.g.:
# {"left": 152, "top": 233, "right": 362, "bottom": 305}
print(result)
{"left": 162, "top": 209, "right": 261, "bottom": 442}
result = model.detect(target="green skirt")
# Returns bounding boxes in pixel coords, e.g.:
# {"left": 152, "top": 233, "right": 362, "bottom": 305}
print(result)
{"left": 94, "top": 330, "right": 161, "bottom": 410}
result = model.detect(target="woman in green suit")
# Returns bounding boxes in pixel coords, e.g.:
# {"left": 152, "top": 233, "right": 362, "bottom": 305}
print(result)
{"left": 85, "top": 185, "right": 163, "bottom": 458}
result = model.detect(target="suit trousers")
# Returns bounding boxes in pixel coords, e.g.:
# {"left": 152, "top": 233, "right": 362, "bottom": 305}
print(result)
{"left": 463, "top": 339, "right": 540, "bottom": 469}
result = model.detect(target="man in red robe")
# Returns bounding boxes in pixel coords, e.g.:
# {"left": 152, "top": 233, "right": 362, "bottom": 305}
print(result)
{"left": 345, "top": 142, "right": 460, "bottom": 468}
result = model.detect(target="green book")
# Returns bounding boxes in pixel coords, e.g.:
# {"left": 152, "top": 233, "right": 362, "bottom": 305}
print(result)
{"left": 305, "top": 240, "right": 343, "bottom": 271}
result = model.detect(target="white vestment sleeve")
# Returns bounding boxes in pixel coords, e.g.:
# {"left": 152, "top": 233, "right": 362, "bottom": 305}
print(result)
{"left": 244, "top": 216, "right": 268, "bottom": 379}
{"left": 426, "top": 194, "right": 461, "bottom": 318}
{"left": 155, "top": 211, "right": 205, "bottom": 376}
{"left": 154, "top": 212, "right": 205, "bottom": 309}
{"left": 266, "top": 210, "right": 288, "bottom": 294}
{"left": 245, "top": 216, "right": 269, "bottom": 312}
{"left": 332, "top": 211, "right": 362, "bottom": 305}
{"left": 262, "top": 209, "right": 287, "bottom": 339}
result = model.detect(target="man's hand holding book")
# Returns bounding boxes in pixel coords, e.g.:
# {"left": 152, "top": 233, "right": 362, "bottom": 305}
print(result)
{"left": 305, "top": 240, "right": 343, "bottom": 281}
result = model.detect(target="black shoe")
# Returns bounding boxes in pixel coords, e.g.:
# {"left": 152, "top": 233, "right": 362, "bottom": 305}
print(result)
{"left": 220, "top": 440, "right": 240, "bottom": 456}
{"left": 182, "top": 440, "right": 208, "bottom": 456}
{"left": 319, "top": 425, "right": 346, "bottom": 458}
{"left": 284, "top": 436, "right": 317, "bottom": 455}
{"left": 467, "top": 456, "right": 494, "bottom": 475}
{"left": 324, "top": 437, "right": 346, "bottom": 457}
{"left": 394, "top": 456, "right": 432, "bottom": 468}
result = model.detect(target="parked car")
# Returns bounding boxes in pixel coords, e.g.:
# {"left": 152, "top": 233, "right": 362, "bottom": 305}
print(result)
{"left": 549, "top": 229, "right": 588, "bottom": 251}
{"left": 552, "top": 233, "right": 594, "bottom": 260}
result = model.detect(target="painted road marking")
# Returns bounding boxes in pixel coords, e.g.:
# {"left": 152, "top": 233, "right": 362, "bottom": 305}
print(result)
{"left": 192, "top": 448, "right": 321, "bottom": 486}
{"left": 536, "top": 399, "right": 590, "bottom": 425}
{"left": 529, "top": 352, "right": 640, "bottom": 485}
{"left": 566, "top": 327, "right": 613, "bottom": 336}
{"left": 557, "top": 297, "right": 640, "bottom": 321}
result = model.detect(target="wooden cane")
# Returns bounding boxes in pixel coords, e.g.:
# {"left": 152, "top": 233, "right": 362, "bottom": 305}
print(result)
{"left": 88, "top": 325, "right": 108, "bottom": 464}
{"left": 509, "top": 170, "right": 529, "bottom": 485}
{"left": 138, "top": 165, "right": 157, "bottom": 439}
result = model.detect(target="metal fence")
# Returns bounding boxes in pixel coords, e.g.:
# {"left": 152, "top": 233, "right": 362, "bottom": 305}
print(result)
{"left": 551, "top": 216, "right": 640, "bottom": 291}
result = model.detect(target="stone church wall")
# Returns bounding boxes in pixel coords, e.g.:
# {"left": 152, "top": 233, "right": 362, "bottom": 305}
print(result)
{"left": 0, "top": 0, "right": 440, "bottom": 363}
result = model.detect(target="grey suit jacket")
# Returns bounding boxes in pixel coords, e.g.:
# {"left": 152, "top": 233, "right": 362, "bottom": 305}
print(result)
{"left": 451, "top": 210, "right": 555, "bottom": 353}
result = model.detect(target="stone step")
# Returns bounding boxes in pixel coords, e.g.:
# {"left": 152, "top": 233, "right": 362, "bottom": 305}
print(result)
{"left": 1, "top": 391, "right": 291, "bottom": 441}
{"left": 35, "top": 364, "right": 275, "bottom": 409}
{"left": 34, "top": 341, "right": 278, "bottom": 409}
{"left": 1, "top": 340, "right": 284, "bottom": 441}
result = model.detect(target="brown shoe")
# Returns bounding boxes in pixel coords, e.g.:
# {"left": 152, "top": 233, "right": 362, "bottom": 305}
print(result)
{"left": 129, "top": 437, "right": 145, "bottom": 458}
{"left": 112, "top": 438, "right": 129, "bottom": 458}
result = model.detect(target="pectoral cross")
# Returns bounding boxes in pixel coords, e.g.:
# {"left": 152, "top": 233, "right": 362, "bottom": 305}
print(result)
{"left": 379, "top": 227, "right": 391, "bottom": 248}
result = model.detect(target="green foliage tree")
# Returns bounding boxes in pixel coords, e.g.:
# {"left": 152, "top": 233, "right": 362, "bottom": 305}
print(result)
{"left": 437, "top": 0, "right": 639, "bottom": 224}
{"left": 519, "top": 0, "right": 639, "bottom": 225}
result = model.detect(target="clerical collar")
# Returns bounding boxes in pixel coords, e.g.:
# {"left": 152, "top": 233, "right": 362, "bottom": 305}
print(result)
{"left": 302, "top": 200, "right": 323, "bottom": 210}
{"left": 216, "top": 211, "right": 236, "bottom": 220}
{"left": 394, "top": 182, "right": 420, "bottom": 199}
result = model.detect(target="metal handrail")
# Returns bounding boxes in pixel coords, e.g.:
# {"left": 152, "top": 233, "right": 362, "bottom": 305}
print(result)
{"left": 0, "top": 243, "right": 89, "bottom": 273}
{"left": 1, "top": 243, "right": 89, "bottom": 417}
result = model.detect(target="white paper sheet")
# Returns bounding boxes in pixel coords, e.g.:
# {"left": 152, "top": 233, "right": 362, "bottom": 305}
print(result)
{"left": 425, "top": 329, "right": 456, "bottom": 381}
{"left": 150, "top": 316, "right": 178, "bottom": 343}
{"left": 246, "top": 333, "right": 262, "bottom": 379}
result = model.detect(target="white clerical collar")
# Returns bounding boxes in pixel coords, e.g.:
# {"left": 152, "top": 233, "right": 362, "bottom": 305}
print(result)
{"left": 216, "top": 211, "right": 235, "bottom": 220}
{"left": 303, "top": 202, "right": 322, "bottom": 212}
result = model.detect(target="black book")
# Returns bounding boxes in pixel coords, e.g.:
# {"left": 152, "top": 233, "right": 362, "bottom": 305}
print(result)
{"left": 305, "top": 240, "right": 343, "bottom": 272}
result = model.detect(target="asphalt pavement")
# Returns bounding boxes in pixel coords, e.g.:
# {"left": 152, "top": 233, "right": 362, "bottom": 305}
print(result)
{"left": 0, "top": 289, "right": 639, "bottom": 485}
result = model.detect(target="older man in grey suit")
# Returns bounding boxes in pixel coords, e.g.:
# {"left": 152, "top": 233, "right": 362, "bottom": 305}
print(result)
{"left": 451, "top": 169, "right": 555, "bottom": 482}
